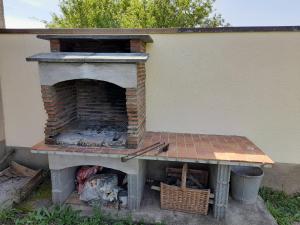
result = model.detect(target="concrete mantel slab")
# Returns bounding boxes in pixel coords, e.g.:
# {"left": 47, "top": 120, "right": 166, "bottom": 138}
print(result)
{"left": 26, "top": 52, "right": 149, "bottom": 63}
{"left": 48, "top": 153, "right": 144, "bottom": 175}
{"left": 37, "top": 62, "right": 138, "bottom": 87}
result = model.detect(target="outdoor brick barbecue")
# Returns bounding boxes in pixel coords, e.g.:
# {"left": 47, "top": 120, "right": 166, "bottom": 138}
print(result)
{"left": 28, "top": 35, "right": 150, "bottom": 149}
{"left": 27, "top": 34, "right": 273, "bottom": 220}
{"left": 27, "top": 34, "right": 152, "bottom": 210}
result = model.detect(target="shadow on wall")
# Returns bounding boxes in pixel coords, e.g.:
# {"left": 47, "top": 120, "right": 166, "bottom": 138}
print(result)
{"left": 6, "top": 146, "right": 49, "bottom": 170}
{"left": 262, "top": 163, "right": 300, "bottom": 195}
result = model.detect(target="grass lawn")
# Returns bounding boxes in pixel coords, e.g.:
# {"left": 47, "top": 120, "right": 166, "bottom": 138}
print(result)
{"left": 0, "top": 178, "right": 164, "bottom": 225}
{"left": 0, "top": 206, "right": 165, "bottom": 225}
{"left": 1, "top": 179, "right": 299, "bottom": 225}
{"left": 260, "top": 187, "right": 300, "bottom": 225}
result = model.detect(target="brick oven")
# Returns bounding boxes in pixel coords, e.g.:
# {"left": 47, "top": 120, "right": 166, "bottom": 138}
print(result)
{"left": 28, "top": 35, "right": 152, "bottom": 149}
{"left": 27, "top": 34, "right": 153, "bottom": 209}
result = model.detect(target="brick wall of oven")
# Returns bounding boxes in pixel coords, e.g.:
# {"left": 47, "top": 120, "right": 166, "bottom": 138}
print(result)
{"left": 41, "top": 81, "right": 77, "bottom": 144}
{"left": 41, "top": 78, "right": 146, "bottom": 148}
{"left": 126, "top": 63, "right": 146, "bottom": 148}
{"left": 76, "top": 80, "right": 127, "bottom": 122}
{"left": 41, "top": 80, "right": 128, "bottom": 144}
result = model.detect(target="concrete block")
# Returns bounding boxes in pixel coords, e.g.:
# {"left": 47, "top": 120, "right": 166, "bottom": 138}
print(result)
{"left": 210, "top": 164, "right": 231, "bottom": 220}
{"left": 48, "top": 153, "right": 142, "bottom": 174}
{"left": 51, "top": 167, "right": 76, "bottom": 204}
{"left": 48, "top": 153, "right": 146, "bottom": 209}
{"left": 128, "top": 160, "right": 146, "bottom": 210}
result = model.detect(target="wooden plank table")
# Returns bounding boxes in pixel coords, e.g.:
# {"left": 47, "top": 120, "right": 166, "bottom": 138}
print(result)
{"left": 32, "top": 132, "right": 273, "bottom": 167}
{"left": 32, "top": 132, "right": 273, "bottom": 219}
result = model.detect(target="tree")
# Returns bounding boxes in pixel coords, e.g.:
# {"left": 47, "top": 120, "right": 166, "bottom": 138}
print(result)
{"left": 47, "top": 0, "right": 226, "bottom": 28}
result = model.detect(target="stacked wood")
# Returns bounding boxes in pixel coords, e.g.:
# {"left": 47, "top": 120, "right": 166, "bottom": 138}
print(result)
{"left": 160, "top": 163, "right": 211, "bottom": 215}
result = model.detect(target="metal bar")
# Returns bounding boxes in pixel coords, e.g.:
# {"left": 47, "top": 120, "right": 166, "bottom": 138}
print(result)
{"left": 121, "top": 142, "right": 164, "bottom": 162}
{"left": 122, "top": 143, "right": 166, "bottom": 162}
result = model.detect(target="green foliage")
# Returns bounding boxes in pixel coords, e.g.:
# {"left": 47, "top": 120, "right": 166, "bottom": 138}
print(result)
{"left": 15, "top": 206, "right": 82, "bottom": 225}
{"left": 0, "top": 208, "right": 20, "bottom": 224}
{"left": 0, "top": 206, "right": 166, "bottom": 225}
{"left": 46, "top": 0, "right": 226, "bottom": 28}
{"left": 260, "top": 187, "right": 300, "bottom": 225}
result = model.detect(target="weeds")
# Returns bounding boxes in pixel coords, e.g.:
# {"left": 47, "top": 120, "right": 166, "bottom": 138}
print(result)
{"left": 260, "top": 187, "right": 300, "bottom": 225}
{"left": 0, "top": 208, "right": 20, "bottom": 224}
{"left": 0, "top": 206, "right": 165, "bottom": 225}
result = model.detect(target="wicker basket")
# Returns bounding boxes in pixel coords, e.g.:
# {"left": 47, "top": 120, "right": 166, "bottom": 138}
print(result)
{"left": 160, "top": 163, "right": 210, "bottom": 215}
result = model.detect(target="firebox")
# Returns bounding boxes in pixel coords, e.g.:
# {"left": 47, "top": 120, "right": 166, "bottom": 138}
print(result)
{"left": 27, "top": 35, "right": 153, "bottom": 149}
{"left": 46, "top": 79, "right": 128, "bottom": 148}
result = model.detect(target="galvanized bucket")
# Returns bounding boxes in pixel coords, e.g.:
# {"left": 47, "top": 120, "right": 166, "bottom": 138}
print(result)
{"left": 230, "top": 166, "right": 264, "bottom": 204}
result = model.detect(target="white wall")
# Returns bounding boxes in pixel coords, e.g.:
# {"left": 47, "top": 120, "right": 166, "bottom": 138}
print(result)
{"left": 0, "top": 82, "right": 5, "bottom": 158}
{"left": 0, "top": 84, "right": 4, "bottom": 141}
{"left": 0, "top": 32, "right": 299, "bottom": 164}
{"left": 0, "top": 0, "right": 5, "bottom": 154}
{"left": 0, "top": 0, "right": 4, "bottom": 28}
{"left": 0, "top": 35, "right": 48, "bottom": 147}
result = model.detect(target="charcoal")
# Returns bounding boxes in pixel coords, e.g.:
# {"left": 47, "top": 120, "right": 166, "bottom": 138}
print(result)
{"left": 55, "top": 120, "right": 127, "bottom": 147}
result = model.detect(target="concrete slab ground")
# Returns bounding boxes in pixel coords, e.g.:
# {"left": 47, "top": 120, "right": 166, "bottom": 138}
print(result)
{"left": 66, "top": 186, "right": 278, "bottom": 225}
{"left": 226, "top": 197, "right": 278, "bottom": 225}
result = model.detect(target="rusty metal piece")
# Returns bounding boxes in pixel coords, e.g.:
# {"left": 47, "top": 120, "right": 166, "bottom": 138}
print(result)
{"left": 155, "top": 143, "right": 169, "bottom": 155}
{"left": 121, "top": 142, "right": 167, "bottom": 162}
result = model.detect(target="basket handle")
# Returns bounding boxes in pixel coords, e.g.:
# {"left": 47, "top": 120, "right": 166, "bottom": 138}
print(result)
{"left": 181, "top": 163, "right": 188, "bottom": 189}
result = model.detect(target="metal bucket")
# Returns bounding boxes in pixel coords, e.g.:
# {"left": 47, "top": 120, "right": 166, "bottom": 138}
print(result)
{"left": 230, "top": 166, "right": 264, "bottom": 204}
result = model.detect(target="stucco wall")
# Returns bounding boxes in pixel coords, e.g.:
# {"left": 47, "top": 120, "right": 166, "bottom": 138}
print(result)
{"left": 0, "top": 0, "right": 6, "bottom": 156}
{"left": 0, "top": 83, "right": 5, "bottom": 158}
{"left": 0, "top": 35, "right": 48, "bottom": 148}
{"left": 0, "top": 32, "right": 299, "bottom": 164}
{"left": 0, "top": 0, "right": 4, "bottom": 28}
{"left": 0, "top": 83, "right": 5, "bottom": 139}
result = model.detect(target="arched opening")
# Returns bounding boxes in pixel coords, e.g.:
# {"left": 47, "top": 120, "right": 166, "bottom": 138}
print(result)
{"left": 49, "top": 152, "right": 146, "bottom": 210}
{"left": 46, "top": 79, "right": 128, "bottom": 147}
{"left": 52, "top": 164, "right": 129, "bottom": 209}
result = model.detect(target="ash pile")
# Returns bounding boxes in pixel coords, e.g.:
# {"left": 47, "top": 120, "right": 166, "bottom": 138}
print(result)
{"left": 76, "top": 166, "right": 128, "bottom": 209}
{"left": 55, "top": 121, "right": 127, "bottom": 148}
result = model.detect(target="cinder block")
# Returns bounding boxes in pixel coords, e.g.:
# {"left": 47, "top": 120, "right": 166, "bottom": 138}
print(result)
{"left": 49, "top": 154, "right": 146, "bottom": 210}
{"left": 210, "top": 164, "right": 231, "bottom": 220}
{"left": 127, "top": 160, "right": 146, "bottom": 210}
{"left": 51, "top": 167, "right": 76, "bottom": 204}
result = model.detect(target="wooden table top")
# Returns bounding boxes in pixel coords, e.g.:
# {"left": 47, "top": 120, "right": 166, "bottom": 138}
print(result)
{"left": 32, "top": 131, "right": 274, "bottom": 167}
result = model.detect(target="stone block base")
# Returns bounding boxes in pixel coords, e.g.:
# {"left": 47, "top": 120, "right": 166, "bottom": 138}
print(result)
{"left": 210, "top": 164, "right": 231, "bottom": 220}
{"left": 49, "top": 153, "right": 146, "bottom": 210}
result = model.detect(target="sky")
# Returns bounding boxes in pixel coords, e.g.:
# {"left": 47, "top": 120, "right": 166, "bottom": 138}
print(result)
{"left": 3, "top": 0, "right": 300, "bottom": 28}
